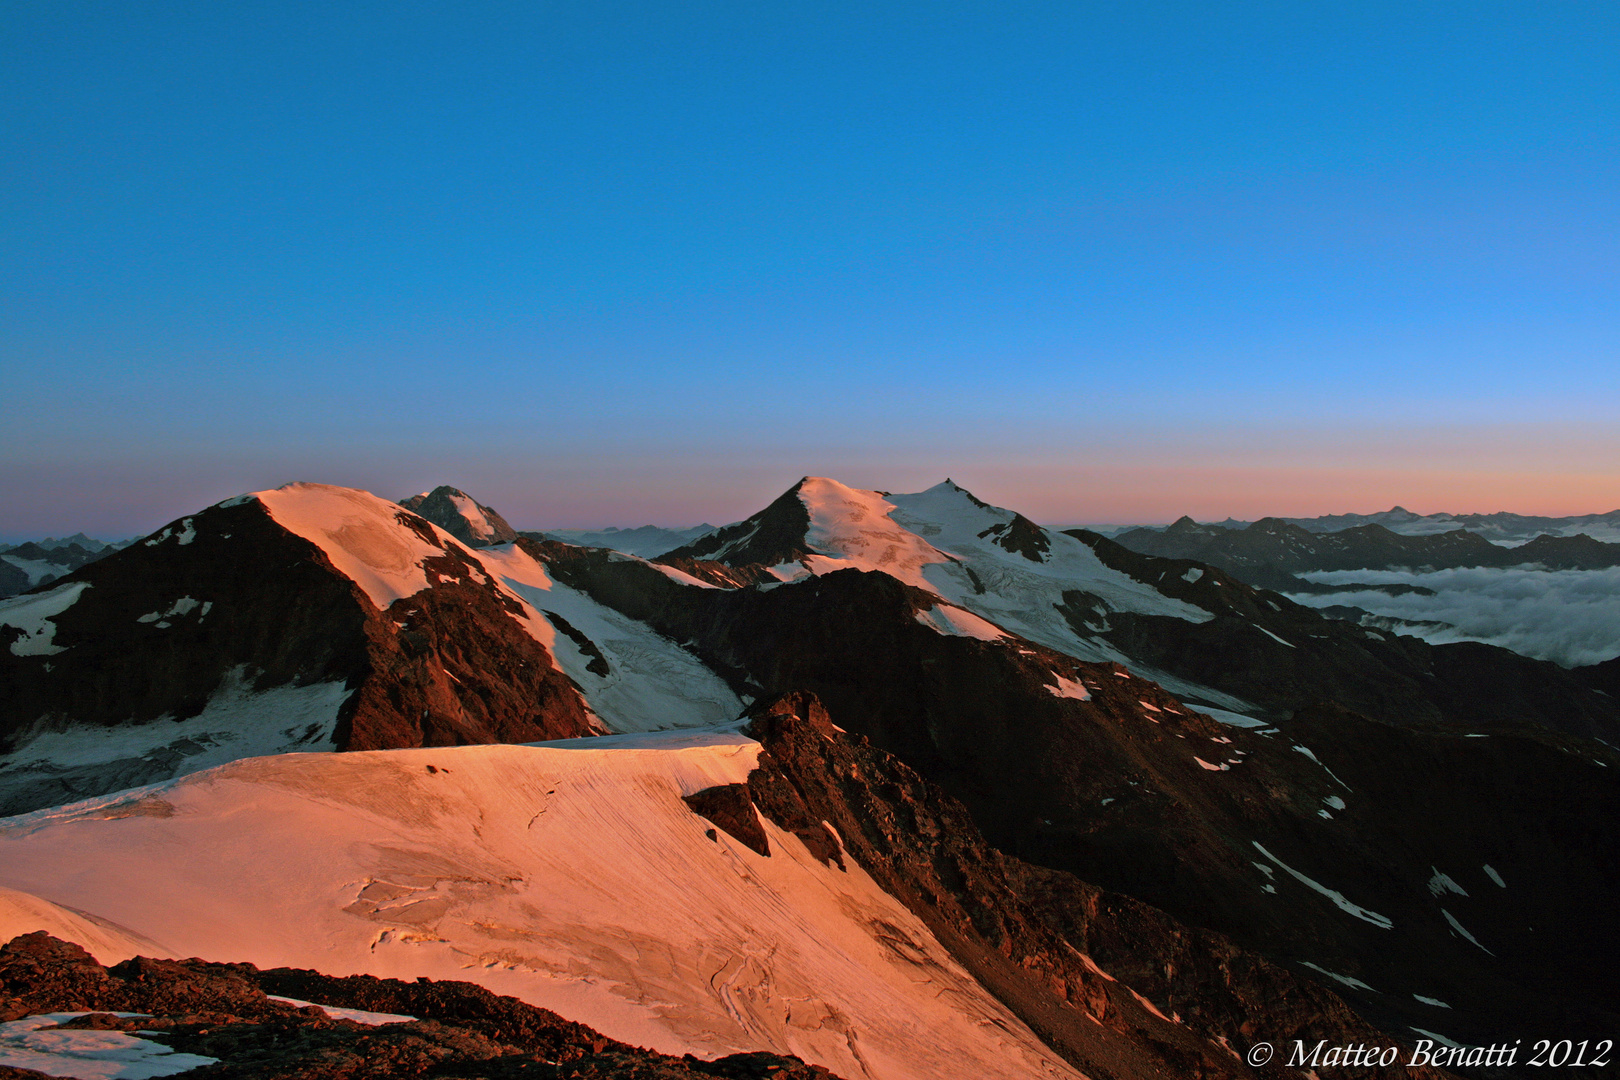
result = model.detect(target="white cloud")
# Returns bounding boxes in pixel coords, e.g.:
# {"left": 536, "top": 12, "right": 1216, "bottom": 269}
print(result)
{"left": 1289, "top": 566, "right": 1620, "bottom": 668}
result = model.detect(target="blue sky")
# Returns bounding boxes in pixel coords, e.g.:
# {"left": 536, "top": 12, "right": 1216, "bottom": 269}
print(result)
{"left": 4, "top": 2, "right": 1618, "bottom": 536}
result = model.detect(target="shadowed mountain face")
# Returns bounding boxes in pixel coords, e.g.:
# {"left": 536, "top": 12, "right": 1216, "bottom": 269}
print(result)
{"left": 399, "top": 485, "right": 518, "bottom": 547}
{"left": 1, "top": 476, "right": 1615, "bottom": 1078}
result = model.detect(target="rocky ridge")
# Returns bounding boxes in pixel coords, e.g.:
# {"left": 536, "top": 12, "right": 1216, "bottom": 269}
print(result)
{"left": 2, "top": 477, "right": 1616, "bottom": 1078}
{"left": 0, "top": 931, "right": 839, "bottom": 1079}
{"left": 1112, "top": 516, "right": 1620, "bottom": 583}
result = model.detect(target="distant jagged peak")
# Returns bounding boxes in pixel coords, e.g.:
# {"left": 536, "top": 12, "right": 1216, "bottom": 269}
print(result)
{"left": 398, "top": 485, "right": 517, "bottom": 548}
{"left": 663, "top": 476, "right": 952, "bottom": 587}
{"left": 665, "top": 474, "right": 1070, "bottom": 587}
{"left": 18, "top": 532, "right": 122, "bottom": 553}
{"left": 934, "top": 477, "right": 992, "bottom": 509}
{"left": 1165, "top": 515, "right": 1221, "bottom": 535}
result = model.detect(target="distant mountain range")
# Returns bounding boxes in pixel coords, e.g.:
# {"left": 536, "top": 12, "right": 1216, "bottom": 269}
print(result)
{"left": 1110, "top": 505, "right": 1620, "bottom": 544}
{"left": 1113, "top": 515, "right": 1620, "bottom": 587}
{"left": 0, "top": 534, "right": 132, "bottom": 599}
{"left": 1, "top": 477, "right": 1615, "bottom": 1078}
{"left": 532, "top": 523, "right": 718, "bottom": 557}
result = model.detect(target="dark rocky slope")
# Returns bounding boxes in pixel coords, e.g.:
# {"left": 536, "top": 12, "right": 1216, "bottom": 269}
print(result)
{"left": 733, "top": 692, "right": 1458, "bottom": 1080}
{"left": 664, "top": 481, "right": 815, "bottom": 568}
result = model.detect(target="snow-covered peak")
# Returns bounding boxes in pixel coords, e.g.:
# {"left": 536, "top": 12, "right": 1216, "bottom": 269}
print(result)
{"left": 398, "top": 485, "right": 519, "bottom": 547}
{"left": 252, "top": 483, "right": 462, "bottom": 610}
{"left": 794, "top": 477, "right": 952, "bottom": 591}
{"left": 889, "top": 478, "right": 1012, "bottom": 526}
{"left": 692, "top": 476, "right": 1211, "bottom": 669}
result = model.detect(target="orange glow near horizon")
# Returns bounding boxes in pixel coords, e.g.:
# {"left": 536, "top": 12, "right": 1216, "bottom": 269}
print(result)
{"left": 4, "top": 428, "right": 1617, "bottom": 539}
{"left": 1003, "top": 467, "right": 1620, "bottom": 525}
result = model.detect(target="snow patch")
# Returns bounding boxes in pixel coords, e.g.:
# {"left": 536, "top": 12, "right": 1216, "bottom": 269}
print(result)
{"left": 0, "top": 1013, "right": 218, "bottom": 1079}
{"left": 1251, "top": 842, "right": 1393, "bottom": 929}
{"left": 1044, "top": 674, "right": 1092, "bottom": 701}
{"left": 797, "top": 479, "right": 953, "bottom": 592}
{"left": 1483, "top": 864, "right": 1506, "bottom": 888}
{"left": 0, "top": 669, "right": 349, "bottom": 799}
{"left": 1413, "top": 994, "right": 1452, "bottom": 1008}
{"left": 873, "top": 482, "right": 1217, "bottom": 674}
{"left": 0, "top": 555, "right": 70, "bottom": 589}
{"left": 1293, "top": 745, "right": 1352, "bottom": 791}
{"left": 914, "top": 604, "right": 1008, "bottom": 641}
{"left": 446, "top": 492, "right": 494, "bottom": 541}
{"left": 2, "top": 581, "right": 91, "bottom": 656}
{"left": 1410, "top": 1027, "right": 1463, "bottom": 1048}
{"left": 1440, "top": 908, "right": 1494, "bottom": 955}
{"left": 1299, "top": 962, "right": 1373, "bottom": 992}
{"left": 766, "top": 560, "right": 811, "bottom": 583}
{"left": 1427, "top": 870, "right": 1468, "bottom": 898}
{"left": 1255, "top": 625, "right": 1296, "bottom": 649}
{"left": 266, "top": 996, "right": 416, "bottom": 1026}
{"left": 643, "top": 561, "right": 722, "bottom": 589}
{"left": 1194, "top": 757, "right": 1229, "bottom": 772}
{"left": 1125, "top": 986, "right": 1177, "bottom": 1024}
{"left": 1198, "top": 707, "right": 1270, "bottom": 730}
{"left": 136, "top": 598, "right": 203, "bottom": 625}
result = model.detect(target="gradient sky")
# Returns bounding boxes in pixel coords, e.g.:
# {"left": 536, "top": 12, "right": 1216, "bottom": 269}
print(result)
{"left": 4, "top": 1, "right": 1618, "bottom": 538}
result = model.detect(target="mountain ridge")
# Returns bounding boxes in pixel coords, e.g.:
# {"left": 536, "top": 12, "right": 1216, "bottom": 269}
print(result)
{"left": 2, "top": 474, "right": 1615, "bottom": 1077}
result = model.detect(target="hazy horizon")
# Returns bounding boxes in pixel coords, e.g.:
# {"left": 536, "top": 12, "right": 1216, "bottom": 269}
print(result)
{"left": 6, "top": 468, "right": 1619, "bottom": 547}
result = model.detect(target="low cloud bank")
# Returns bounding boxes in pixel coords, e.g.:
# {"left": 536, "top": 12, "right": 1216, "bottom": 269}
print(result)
{"left": 1289, "top": 566, "right": 1620, "bottom": 668}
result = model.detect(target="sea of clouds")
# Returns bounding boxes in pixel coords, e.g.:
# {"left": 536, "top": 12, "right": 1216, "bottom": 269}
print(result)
{"left": 1288, "top": 566, "right": 1620, "bottom": 668}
